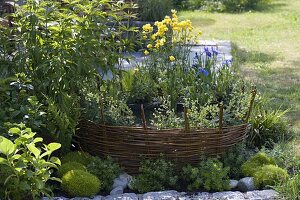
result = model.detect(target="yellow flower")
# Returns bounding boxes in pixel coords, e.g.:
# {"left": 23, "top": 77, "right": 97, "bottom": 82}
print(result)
{"left": 134, "top": 68, "right": 139, "bottom": 72}
{"left": 142, "top": 23, "right": 153, "bottom": 32}
{"left": 198, "top": 31, "right": 203, "bottom": 35}
{"left": 151, "top": 34, "right": 157, "bottom": 40}
{"left": 169, "top": 55, "right": 176, "bottom": 62}
{"left": 144, "top": 50, "right": 149, "bottom": 55}
{"left": 147, "top": 44, "right": 153, "bottom": 49}
{"left": 143, "top": 35, "right": 147, "bottom": 39}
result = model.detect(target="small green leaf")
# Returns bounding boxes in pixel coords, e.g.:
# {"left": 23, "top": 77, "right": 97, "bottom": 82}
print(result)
{"left": 0, "top": 136, "right": 16, "bottom": 156}
{"left": 11, "top": 154, "right": 21, "bottom": 161}
{"left": 26, "top": 143, "right": 40, "bottom": 158}
{"left": 47, "top": 143, "right": 61, "bottom": 152}
{"left": 9, "top": 127, "right": 20, "bottom": 134}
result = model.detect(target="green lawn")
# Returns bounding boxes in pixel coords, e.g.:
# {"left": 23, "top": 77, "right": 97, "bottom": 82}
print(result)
{"left": 180, "top": 0, "right": 300, "bottom": 133}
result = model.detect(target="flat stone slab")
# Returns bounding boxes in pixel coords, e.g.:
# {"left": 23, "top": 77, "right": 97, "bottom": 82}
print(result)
{"left": 46, "top": 190, "right": 279, "bottom": 200}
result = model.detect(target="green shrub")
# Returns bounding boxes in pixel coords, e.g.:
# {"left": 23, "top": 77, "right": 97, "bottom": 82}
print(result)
{"left": 0, "top": 126, "right": 61, "bottom": 200}
{"left": 138, "top": 0, "right": 173, "bottom": 21}
{"left": 132, "top": 156, "right": 178, "bottom": 193}
{"left": 182, "top": 158, "right": 230, "bottom": 192}
{"left": 58, "top": 162, "right": 86, "bottom": 178}
{"left": 254, "top": 165, "right": 288, "bottom": 188}
{"left": 241, "top": 152, "right": 276, "bottom": 177}
{"left": 221, "top": 143, "right": 254, "bottom": 179}
{"left": 61, "top": 151, "right": 93, "bottom": 166}
{"left": 264, "top": 143, "right": 300, "bottom": 175}
{"left": 0, "top": 165, "right": 13, "bottom": 199}
{"left": 87, "top": 156, "right": 122, "bottom": 192}
{"left": 222, "top": 0, "right": 272, "bottom": 12}
{"left": 248, "top": 107, "right": 293, "bottom": 148}
{"left": 61, "top": 170, "right": 101, "bottom": 197}
{"left": 275, "top": 174, "right": 300, "bottom": 200}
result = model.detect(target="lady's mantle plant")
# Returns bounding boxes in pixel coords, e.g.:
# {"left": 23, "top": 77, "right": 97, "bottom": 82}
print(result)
{"left": 0, "top": 125, "right": 61, "bottom": 200}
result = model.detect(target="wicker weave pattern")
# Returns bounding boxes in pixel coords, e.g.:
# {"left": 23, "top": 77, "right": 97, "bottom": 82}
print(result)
{"left": 77, "top": 119, "right": 248, "bottom": 174}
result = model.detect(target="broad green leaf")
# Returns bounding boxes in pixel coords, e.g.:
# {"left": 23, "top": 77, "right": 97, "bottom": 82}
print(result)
{"left": 49, "top": 177, "right": 62, "bottom": 183}
{"left": 47, "top": 143, "right": 61, "bottom": 152}
{"left": 40, "top": 151, "right": 51, "bottom": 158}
{"left": 11, "top": 154, "right": 21, "bottom": 161}
{"left": 33, "top": 137, "right": 43, "bottom": 144}
{"left": 0, "top": 157, "right": 8, "bottom": 165}
{"left": 0, "top": 136, "right": 16, "bottom": 156}
{"left": 9, "top": 127, "right": 20, "bottom": 134}
{"left": 49, "top": 156, "right": 61, "bottom": 166}
{"left": 26, "top": 144, "right": 40, "bottom": 158}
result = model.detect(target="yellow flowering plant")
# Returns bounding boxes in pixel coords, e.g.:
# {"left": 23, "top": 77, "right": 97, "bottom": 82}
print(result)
{"left": 139, "top": 10, "right": 200, "bottom": 108}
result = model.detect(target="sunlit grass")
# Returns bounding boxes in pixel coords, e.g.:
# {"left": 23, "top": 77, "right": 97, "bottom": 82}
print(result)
{"left": 180, "top": 0, "right": 300, "bottom": 133}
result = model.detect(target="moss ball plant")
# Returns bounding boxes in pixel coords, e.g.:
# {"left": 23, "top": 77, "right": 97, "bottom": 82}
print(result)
{"left": 57, "top": 162, "right": 86, "bottom": 178}
{"left": 254, "top": 165, "right": 288, "bottom": 188}
{"left": 241, "top": 152, "right": 276, "bottom": 177}
{"left": 61, "top": 170, "right": 101, "bottom": 197}
{"left": 61, "top": 151, "right": 93, "bottom": 166}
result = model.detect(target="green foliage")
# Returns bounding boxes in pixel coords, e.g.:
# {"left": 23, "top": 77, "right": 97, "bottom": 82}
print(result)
{"left": 264, "top": 143, "right": 300, "bottom": 175}
{"left": 0, "top": 0, "right": 138, "bottom": 152}
{"left": 0, "top": 74, "right": 47, "bottom": 134}
{"left": 183, "top": 0, "right": 272, "bottom": 12}
{"left": 61, "top": 170, "right": 101, "bottom": 197}
{"left": 253, "top": 165, "right": 288, "bottom": 188}
{"left": 61, "top": 151, "right": 93, "bottom": 166}
{"left": 87, "top": 156, "right": 122, "bottom": 192}
{"left": 0, "top": 125, "right": 61, "bottom": 200}
{"left": 221, "top": 143, "right": 254, "bottom": 179}
{"left": 0, "top": 165, "right": 13, "bottom": 198}
{"left": 182, "top": 158, "right": 230, "bottom": 192}
{"left": 151, "top": 96, "right": 184, "bottom": 129}
{"left": 122, "top": 69, "right": 158, "bottom": 103}
{"left": 248, "top": 103, "right": 294, "bottom": 148}
{"left": 241, "top": 152, "right": 276, "bottom": 177}
{"left": 138, "top": 0, "right": 173, "bottom": 21}
{"left": 104, "top": 96, "right": 135, "bottom": 126}
{"left": 132, "top": 156, "right": 178, "bottom": 193}
{"left": 58, "top": 162, "right": 86, "bottom": 178}
{"left": 275, "top": 174, "right": 300, "bottom": 200}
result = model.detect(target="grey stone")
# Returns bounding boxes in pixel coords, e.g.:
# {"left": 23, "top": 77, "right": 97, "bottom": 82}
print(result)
{"left": 71, "top": 198, "right": 91, "bottom": 200}
{"left": 119, "top": 173, "right": 133, "bottom": 182}
{"left": 230, "top": 180, "right": 239, "bottom": 190}
{"left": 42, "top": 197, "right": 69, "bottom": 200}
{"left": 213, "top": 191, "right": 245, "bottom": 200}
{"left": 110, "top": 186, "right": 124, "bottom": 195}
{"left": 112, "top": 178, "right": 128, "bottom": 190}
{"left": 92, "top": 196, "right": 104, "bottom": 200}
{"left": 142, "top": 190, "right": 183, "bottom": 200}
{"left": 244, "top": 190, "right": 279, "bottom": 200}
{"left": 104, "top": 193, "right": 138, "bottom": 200}
{"left": 237, "top": 177, "right": 256, "bottom": 192}
{"left": 190, "top": 192, "right": 212, "bottom": 200}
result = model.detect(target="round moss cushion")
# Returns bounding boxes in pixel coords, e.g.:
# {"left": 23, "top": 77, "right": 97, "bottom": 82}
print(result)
{"left": 61, "top": 170, "right": 101, "bottom": 197}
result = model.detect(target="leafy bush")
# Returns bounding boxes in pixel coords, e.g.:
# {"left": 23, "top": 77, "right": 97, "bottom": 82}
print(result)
{"left": 0, "top": 125, "right": 61, "bottom": 200}
{"left": 241, "top": 152, "right": 276, "bottom": 177}
{"left": 264, "top": 143, "right": 300, "bottom": 175}
{"left": 132, "top": 156, "right": 178, "bottom": 193}
{"left": 61, "top": 170, "right": 101, "bottom": 197}
{"left": 254, "top": 165, "right": 288, "bottom": 188}
{"left": 0, "top": 74, "right": 47, "bottom": 134}
{"left": 61, "top": 151, "right": 93, "bottom": 166}
{"left": 275, "top": 174, "right": 300, "bottom": 200}
{"left": 87, "top": 156, "right": 122, "bottom": 192}
{"left": 182, "top": 158, "right": 230, "bottom": 192}
{"left": 248, "top": 106, "right": 294, "bottom": 148}
{"left": 138, "top": 0, "right": 173, "bottom": 21}
{"left": 0, "top": 165, "right": 13, "bottom": 198}
{"left": 122, "top": 69, "right": 158, "bottom": 103}
{"left": 58, "top": 162, "right": 87, "bottom": 178}
{"left": 221, "top": 143, "right": 254, "bottom": 179}
{"left": 183, "top": 0, "right": 271, "bottom": 12}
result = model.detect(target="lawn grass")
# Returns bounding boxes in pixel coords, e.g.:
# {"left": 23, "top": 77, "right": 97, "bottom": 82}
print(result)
{"left": 180, "top": 0, "right": 300, "bottom": 134}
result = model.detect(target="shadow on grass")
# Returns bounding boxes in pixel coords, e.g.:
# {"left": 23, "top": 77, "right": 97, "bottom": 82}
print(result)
{"left": 186, "top": 16, "right": 216, "bottom": 27}
{"left": 231, "top": 43, "right": 276, "bottom": 64}
{"left": 254, "top": 2, "right": 288, "bottom": 13}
